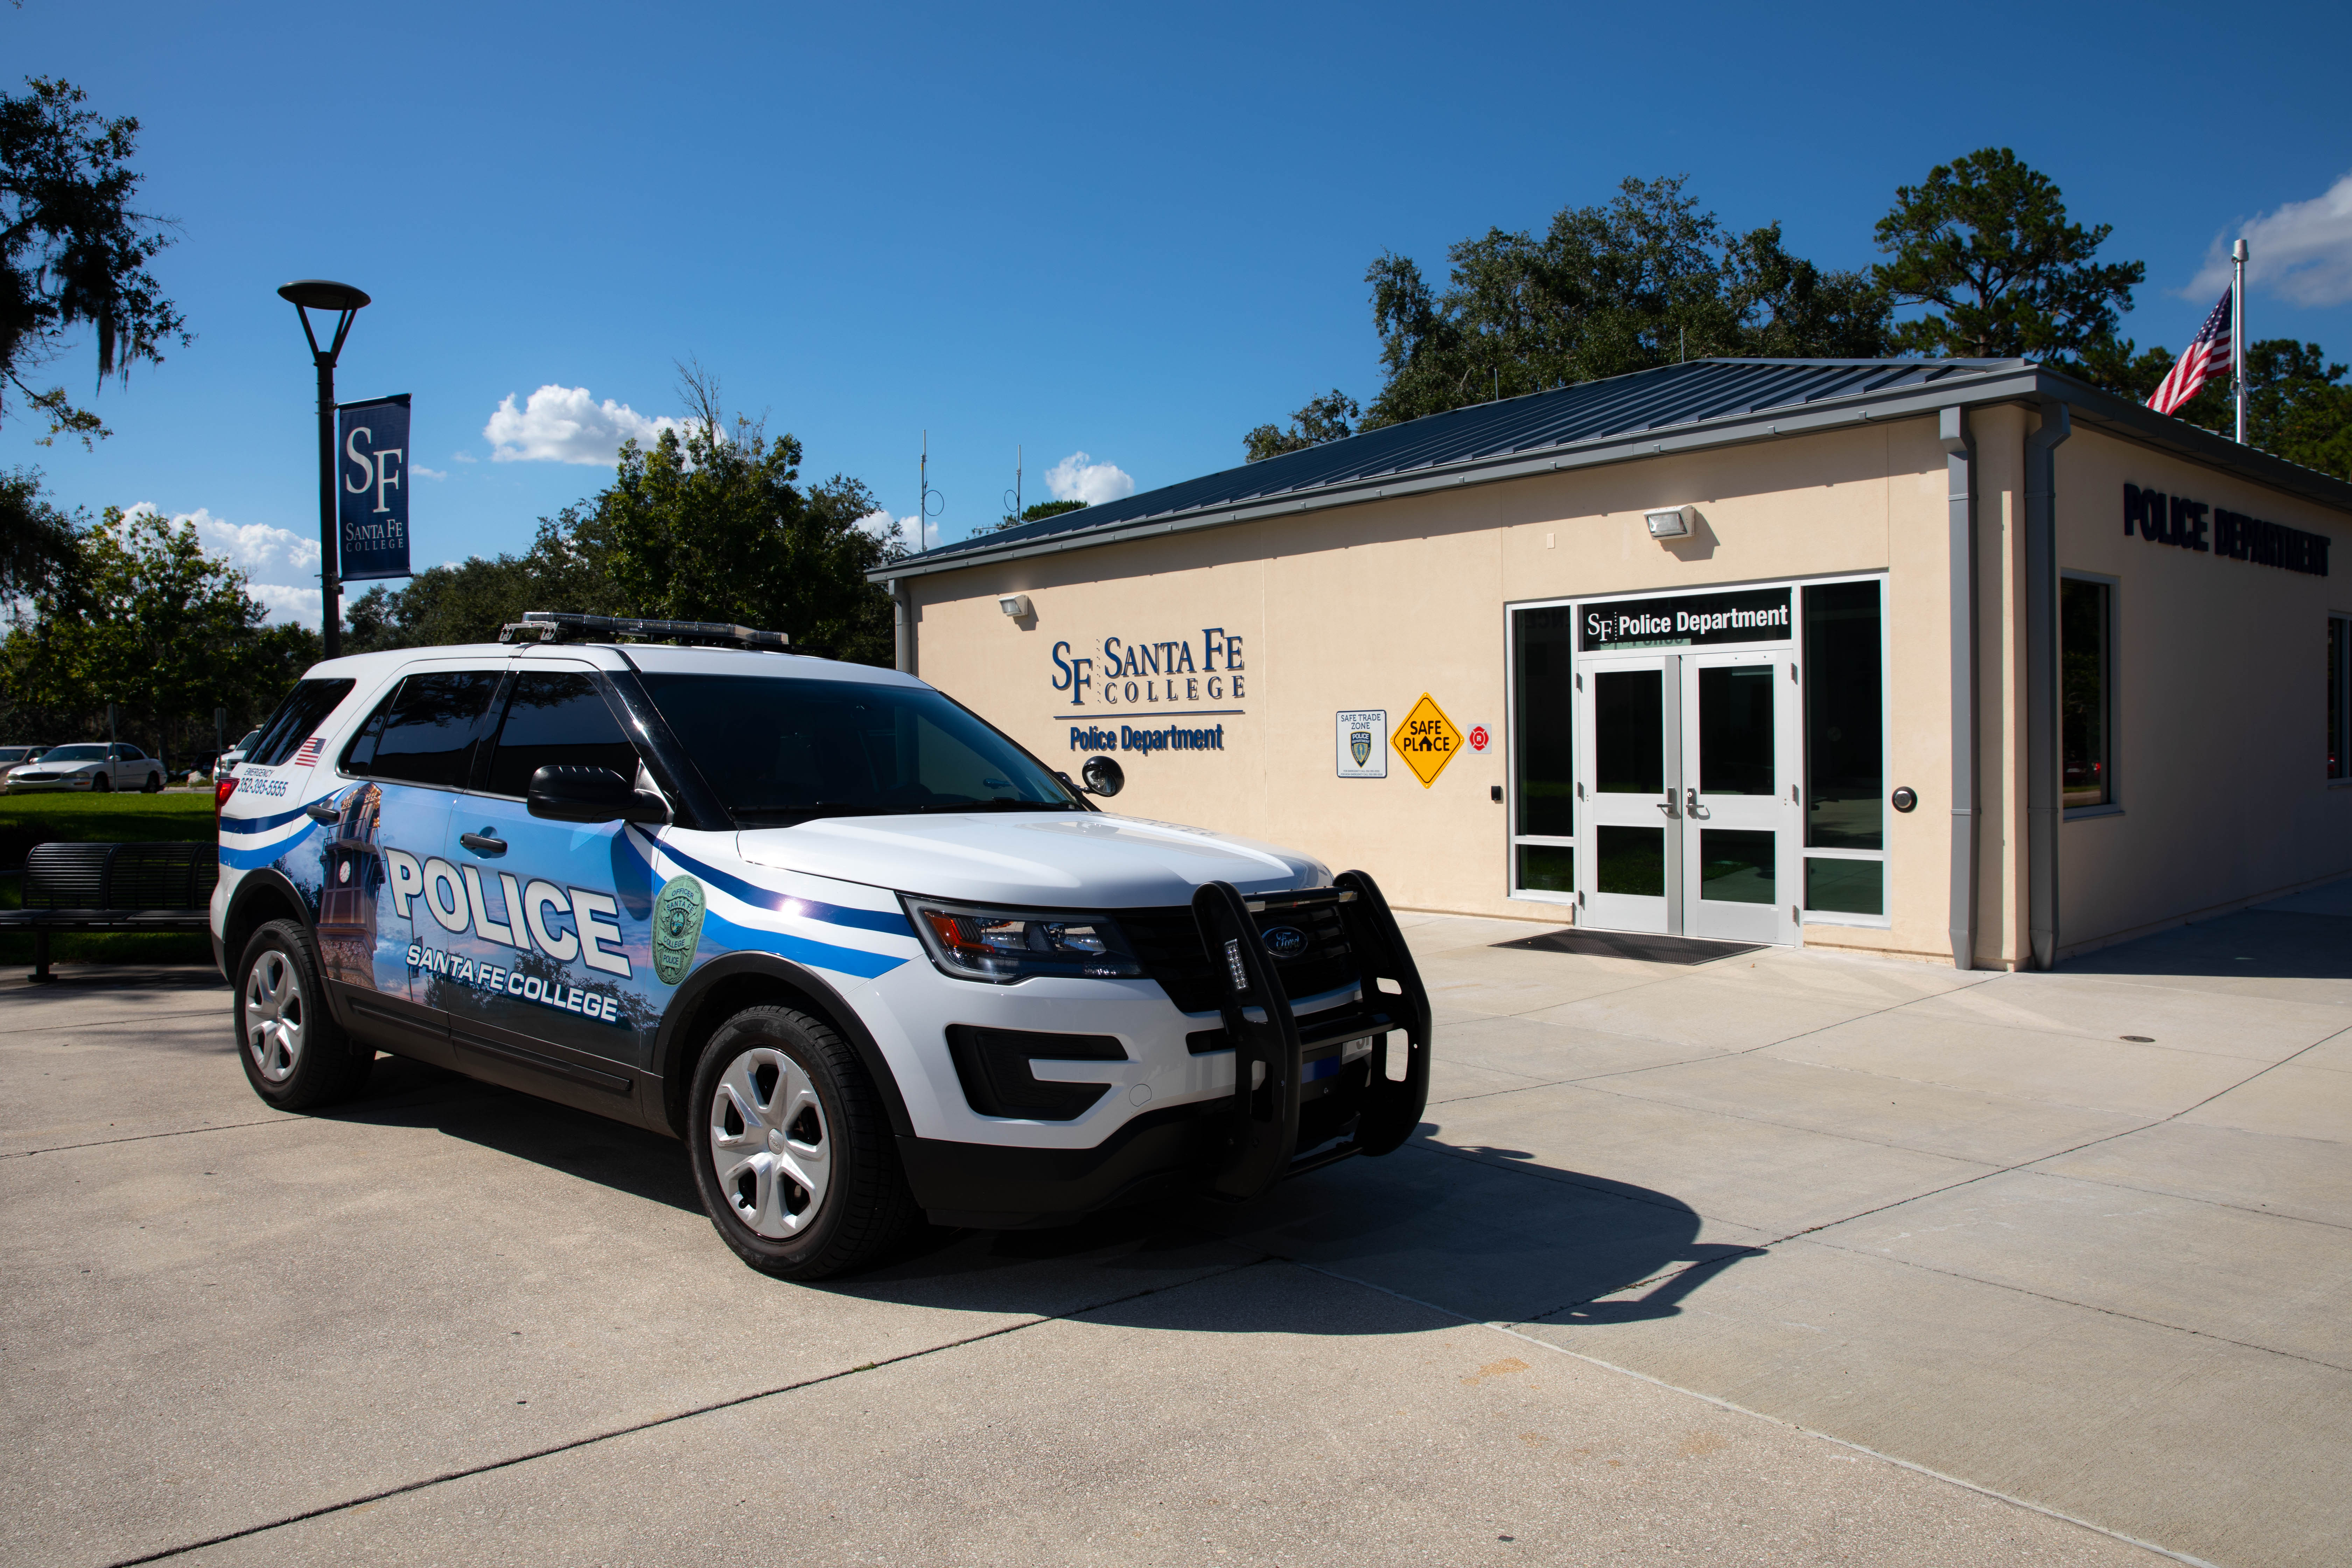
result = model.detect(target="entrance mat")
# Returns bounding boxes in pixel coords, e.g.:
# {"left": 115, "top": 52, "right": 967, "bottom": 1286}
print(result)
{"left": 1492, "top": 927, "right": 1764, "bottom": 966}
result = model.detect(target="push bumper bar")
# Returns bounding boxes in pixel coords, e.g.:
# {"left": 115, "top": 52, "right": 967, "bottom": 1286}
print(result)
{"left": 1190, "top": 869, "right": 1432, "bottom": 1200}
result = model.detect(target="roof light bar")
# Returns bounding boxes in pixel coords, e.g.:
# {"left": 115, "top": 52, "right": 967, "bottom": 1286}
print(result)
{"left": 498, "top": 611, "right": 790, "bottom": 650}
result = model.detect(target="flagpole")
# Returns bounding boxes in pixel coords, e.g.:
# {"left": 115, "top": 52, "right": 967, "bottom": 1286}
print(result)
{"left": 2232, "top": 238, "right": 2248, "bottom": 444}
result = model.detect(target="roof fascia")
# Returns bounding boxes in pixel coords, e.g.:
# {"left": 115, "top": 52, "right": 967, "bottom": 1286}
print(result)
{"left": 871, "top": 367, "right": 2352, "bottom": 583}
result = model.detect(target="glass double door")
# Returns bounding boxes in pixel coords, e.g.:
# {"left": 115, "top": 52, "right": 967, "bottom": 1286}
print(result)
{"left": 1577, "top": 651, "right": 1800, "bottom": 944}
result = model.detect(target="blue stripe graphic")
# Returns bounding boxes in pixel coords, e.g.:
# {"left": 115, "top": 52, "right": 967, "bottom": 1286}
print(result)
{"left": 699, "top": 908, "right": 905, "bottom": 980}
{"left": 219, "top": 821, "right": 316, "bottom": 868}
{"left": 635, "top": 833, "right": 913, "bottom": 936}
{"left": 219, "top": 802, "right": 318, "bottom": 836}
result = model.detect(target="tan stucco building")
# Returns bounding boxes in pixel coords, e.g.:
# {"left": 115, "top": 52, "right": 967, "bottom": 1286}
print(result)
{"left": 874, "top": 359, "right": 2352, "bottom": 970}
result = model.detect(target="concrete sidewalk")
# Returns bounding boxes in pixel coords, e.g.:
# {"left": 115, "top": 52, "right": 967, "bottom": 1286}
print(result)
{"left": 2, "top": 887, "right": 2346, "bottom": 1567}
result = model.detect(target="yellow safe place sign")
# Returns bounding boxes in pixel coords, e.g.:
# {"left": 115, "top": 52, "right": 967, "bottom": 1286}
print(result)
{"left": 1391, "top": 693, "right": 1462, "bottom": 788}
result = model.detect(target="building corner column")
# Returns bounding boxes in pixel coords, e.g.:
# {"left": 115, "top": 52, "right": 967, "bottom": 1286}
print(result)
{"left": 2024, "top": 401, "right": 2072, "bottom": 971}
{"left": 1941, "top": 407, "right": 1978, "bottom": 971}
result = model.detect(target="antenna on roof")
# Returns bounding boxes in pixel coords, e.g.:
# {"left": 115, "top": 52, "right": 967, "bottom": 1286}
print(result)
{"left": 1002, "top": 444, "right": 1023, "bottom": 525}
{"left": 918, "top": 430, "right": 945, "bottom": 545}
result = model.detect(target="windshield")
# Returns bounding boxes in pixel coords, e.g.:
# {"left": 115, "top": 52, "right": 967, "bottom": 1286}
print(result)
{"left": 42, "top": 744, "right": 106, "bottom": 762}
{"left": 235, "top": 730, "right": 260, "bottom": 751}
{"left": 638, "top": 672, "right": 1083, "bottom": 826}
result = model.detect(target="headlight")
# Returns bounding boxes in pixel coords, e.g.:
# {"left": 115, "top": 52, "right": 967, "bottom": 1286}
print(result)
{"left": 901, "top": 895, "right": 1143, "bottom": 983}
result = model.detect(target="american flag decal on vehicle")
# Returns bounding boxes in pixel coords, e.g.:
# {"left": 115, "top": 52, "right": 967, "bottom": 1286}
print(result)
{"left": 292, "top": 736, "right": 323, "bottom": 768}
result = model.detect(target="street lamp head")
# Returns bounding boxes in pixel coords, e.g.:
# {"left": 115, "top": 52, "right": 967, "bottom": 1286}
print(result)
{"left": 277, "top": 279, "right": 371, "bottom": 312}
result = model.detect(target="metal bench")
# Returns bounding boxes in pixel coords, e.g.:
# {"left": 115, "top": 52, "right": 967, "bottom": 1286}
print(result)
{"left": 0, "top": 841, "right": 219, "bottom": 980}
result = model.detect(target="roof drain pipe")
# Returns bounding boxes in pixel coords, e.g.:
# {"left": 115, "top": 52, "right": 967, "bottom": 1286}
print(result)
{"left": 2024, "top": 402, "right": 2073, "bottom": 971}
{"left": 1940, "top": 407, "right": 1977, "bottom": 971}
{"left": 891, "top": 579, "right": 915, "bottom": 675}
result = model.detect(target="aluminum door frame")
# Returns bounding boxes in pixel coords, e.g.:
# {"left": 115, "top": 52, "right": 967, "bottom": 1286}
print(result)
{"left": 1679, "top": 650, "right": 1801, "bottom": 945}
{"left": 1575, "top": 651, "right": 1680, "bottom": 936}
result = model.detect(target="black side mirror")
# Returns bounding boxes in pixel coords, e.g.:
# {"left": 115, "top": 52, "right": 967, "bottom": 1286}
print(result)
{"left": 527, "top": 764, "right": 669, "bottom": 825}
{"left": 1080, "top": 754, "right": 1124, "bottom": 798}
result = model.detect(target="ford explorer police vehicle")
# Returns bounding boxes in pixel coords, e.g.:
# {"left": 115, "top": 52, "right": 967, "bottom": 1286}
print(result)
{"left": 215, "top": 612, "right": 1431, "bottom": 1278}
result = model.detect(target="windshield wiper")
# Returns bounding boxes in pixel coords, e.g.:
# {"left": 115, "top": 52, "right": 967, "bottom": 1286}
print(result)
{"left": 910, "top": 799, "right": 1078, "bottom": 813}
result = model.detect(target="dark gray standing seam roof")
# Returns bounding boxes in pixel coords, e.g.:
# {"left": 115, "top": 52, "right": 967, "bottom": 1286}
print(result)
{"left": 873, "top": 357, "right": 2352, "bottom": 581}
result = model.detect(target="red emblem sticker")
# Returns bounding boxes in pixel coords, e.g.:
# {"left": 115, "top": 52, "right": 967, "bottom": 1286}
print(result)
{"left": 1467, "top": 725, "right": 1491, "bottom": 753}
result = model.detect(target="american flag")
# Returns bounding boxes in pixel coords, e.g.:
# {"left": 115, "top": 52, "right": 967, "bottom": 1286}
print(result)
{"left": 292, "top": 735, "right": 323, "bottom": 768}
{"left": 2148, "top": 287, "right": 2233, "bottom": 416}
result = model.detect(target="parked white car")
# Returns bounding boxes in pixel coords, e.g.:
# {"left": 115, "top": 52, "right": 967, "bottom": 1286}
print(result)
{"left": 5, "top": 742, "right": 167, "bottom": 793}
{"left": 217, "top": 728, "right": 261, "bottom": 777}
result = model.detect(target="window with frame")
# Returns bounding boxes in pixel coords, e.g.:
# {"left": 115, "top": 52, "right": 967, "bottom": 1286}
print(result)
{"left": 2330, "top": 614, "right": 2349, "bottom": 781}
{"left": 1802, "top": 579, "right": 1885, "bottom": 918}
{"left": 2062, "top": 577, "right": 2114, "bottom": 809}
{"left": 1508, "top": 604, "right": 1576, "bottom": 896}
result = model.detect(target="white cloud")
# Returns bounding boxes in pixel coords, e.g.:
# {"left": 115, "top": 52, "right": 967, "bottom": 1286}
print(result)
{"left": 484, "top": 384, "right": 688, "bottom": 464}
{"left": 414, "top": 465, "right": 450, "bottom": 481}
{"left": 859, "top": 508, "right": 945, "bottom": 551}
{"left": 2190, "top": 172, "right": 2352, "bottom": 307}
{"left": 119, "top": 503, "right": 322, "bottom": 626}
{"left": 1043, "top": 451, "right": 1135, "bottom": 508}
{"left": 452, "top": 451, "right": 478, "bottom": 463}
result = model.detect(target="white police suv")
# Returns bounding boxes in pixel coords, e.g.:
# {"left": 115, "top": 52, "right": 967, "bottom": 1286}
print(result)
{"left": 214, "top": 613, "right": 1430, "bottom": 1278}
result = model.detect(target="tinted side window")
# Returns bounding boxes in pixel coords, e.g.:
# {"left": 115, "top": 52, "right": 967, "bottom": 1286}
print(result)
{"left": 120, "top": 746, "right": 146, "bottom": 760}
{"left": 248, "top": 679, "right": 357, "bottom": 767}
{"left": 356, "top": 672, "right": 501, "bottom": 788}
{"left": 483, "top": 673, "right": 639, "bottom": 796}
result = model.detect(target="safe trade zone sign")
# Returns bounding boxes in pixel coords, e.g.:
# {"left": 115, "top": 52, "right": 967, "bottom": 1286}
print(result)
{"left": 1391, "top": 693, "right": 1462, "bottom": 788}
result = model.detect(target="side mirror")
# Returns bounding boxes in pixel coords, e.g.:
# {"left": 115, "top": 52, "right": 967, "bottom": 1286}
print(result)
{"left": 527, "top": 764, "right": 670, "bottom": 825}
{"left": 1080, "top": 754, "right": 1124, "bottom": 798}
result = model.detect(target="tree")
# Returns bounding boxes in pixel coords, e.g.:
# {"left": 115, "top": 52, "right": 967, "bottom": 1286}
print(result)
{"left": 343, "top": 504, "right": 630, "bottom": 653}
{"left": 1872, "top": 147, "right": 2143, "bottom": 364}
{"left": 2061, "top": 335, "right": 2352, "bottom": 480}
{"left": 1244, "top": 390, "right": 1359, "bottom": 462}
{"left": 0, "top": 466, "right": 82, "bottom": 601}
{"left": 1356, "top": 177, "right": 1887, "bottom": 429}
{"left": 600, "top": 364, "right": 901, "bottom": 663}
{"left": 0, "top": 78, "right": 187, "bottom": 447}
{"left": 0, "top": 508, "right": 314, "bottom": 756}
{"left": 994, "top": 497, "right": 1088, "bottom": 531}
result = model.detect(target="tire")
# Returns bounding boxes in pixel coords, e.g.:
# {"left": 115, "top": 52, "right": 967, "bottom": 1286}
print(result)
{"left": 233, "top": 919, "right": 374, "bottom": 1110}
{"left": 91, "top": 774, "right": 110, "bottom": 793}
{"left": 687, "top": 1004, "right": 917, "bottom": 1280}
{"left": 142, "top": 770, "right": 161, "bottom": 793}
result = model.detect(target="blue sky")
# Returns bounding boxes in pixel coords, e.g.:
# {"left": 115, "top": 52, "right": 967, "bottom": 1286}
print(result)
{"left": 6, "top": 0, "right": 2350, "bottom": 623}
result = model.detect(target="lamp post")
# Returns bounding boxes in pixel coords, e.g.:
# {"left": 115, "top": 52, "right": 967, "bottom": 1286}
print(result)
{"left": 277, "top": 279, "right": 371, "bottom": 659}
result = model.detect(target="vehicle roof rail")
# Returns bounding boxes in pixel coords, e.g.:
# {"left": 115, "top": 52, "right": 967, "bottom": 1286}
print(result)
{"left": 498, "top": 611, "right": 791, "bottom": 651}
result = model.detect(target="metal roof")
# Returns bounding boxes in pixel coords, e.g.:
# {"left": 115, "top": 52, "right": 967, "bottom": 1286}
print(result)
{"left": 874, "top": 357, "right": 2352, "bottom": 581}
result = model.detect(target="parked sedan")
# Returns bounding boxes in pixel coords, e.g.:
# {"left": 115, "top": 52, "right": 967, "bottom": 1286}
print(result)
{"left": 5, "top": 742, "right": 167, "bottom": 793}
{"left": 216, "top": 729, "right": 262, "bottom": 777}
{"left": 0, "top": 744, "right": 50, "bottom": 778}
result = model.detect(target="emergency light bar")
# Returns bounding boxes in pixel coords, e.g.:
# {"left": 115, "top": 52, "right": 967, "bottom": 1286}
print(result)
{"left": 498, "top": 611, "right": 790, "bottom": 650}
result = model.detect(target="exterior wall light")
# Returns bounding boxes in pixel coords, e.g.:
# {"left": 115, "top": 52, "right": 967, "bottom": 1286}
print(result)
{"left": 1645, "top": 506, "right": 1696, "bottom": 540}
{"left": 999, "top": 594, "right": 1032, "bottom": 617}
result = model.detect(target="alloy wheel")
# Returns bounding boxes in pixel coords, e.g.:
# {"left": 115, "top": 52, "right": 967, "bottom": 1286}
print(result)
{"left": 708, "top": 1045, "right": 832, "bottom": 1238}
{"left": 243, "top": 948, "right": 304, "bottom": 1083}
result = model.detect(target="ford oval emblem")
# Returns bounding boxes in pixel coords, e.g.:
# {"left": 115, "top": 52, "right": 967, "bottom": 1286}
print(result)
{"left": 1261, "top": 925, "right": 1309, "bottom": 960}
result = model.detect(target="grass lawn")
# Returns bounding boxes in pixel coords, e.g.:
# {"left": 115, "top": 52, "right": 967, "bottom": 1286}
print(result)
{"left": 1, "top": 791, "right": 220, "bottom": 967}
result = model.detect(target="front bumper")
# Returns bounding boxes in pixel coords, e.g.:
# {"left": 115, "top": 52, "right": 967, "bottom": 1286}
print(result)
{"left": 6, "top": 778, "right": 90, "bottom": 793}
{"left": 897, "top": 869, "right": 1432, "bottom": 1226}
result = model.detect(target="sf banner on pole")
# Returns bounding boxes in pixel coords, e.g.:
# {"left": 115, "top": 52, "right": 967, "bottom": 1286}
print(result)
{"left": 336, "top": 393, "right": 412, "bottom": 581}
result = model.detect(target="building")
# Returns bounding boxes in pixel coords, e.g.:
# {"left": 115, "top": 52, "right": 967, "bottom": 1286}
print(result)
{"left": 870, "top": 359, "right": 2352, "bottom": 970}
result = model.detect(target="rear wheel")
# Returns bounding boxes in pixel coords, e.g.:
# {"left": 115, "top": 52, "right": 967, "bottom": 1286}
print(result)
{"left": 687, "top": 1004, "right": 916, "bottom": 1280}
{"left": 234, "top": 919, "right": 374, "bottom": 1109}
{"left": 141, "top": 769, "right": 161, "bottom": 793}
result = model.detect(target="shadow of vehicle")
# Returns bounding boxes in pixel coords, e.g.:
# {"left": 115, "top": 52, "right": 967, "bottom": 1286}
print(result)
{"left": 318, "top": 1058, "right": 1755, "bottom": 1334}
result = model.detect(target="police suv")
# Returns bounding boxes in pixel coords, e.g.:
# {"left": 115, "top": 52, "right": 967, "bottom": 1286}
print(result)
{"left": 215, "top": 613, "right": 1431, "bottom": 1278}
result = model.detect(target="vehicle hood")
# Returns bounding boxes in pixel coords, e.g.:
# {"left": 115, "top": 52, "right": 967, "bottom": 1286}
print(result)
{"left": 734, "top": 811, "right": 1330, "bottom": 908}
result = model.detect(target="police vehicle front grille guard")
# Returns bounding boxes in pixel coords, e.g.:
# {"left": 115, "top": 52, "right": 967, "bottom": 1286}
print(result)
{"left": 1190, "top": 872, "right": 1431, "bottom": 1201}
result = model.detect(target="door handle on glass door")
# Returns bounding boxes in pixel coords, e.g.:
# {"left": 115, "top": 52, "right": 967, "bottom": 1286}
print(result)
{"left": 459, "top": 830, "right": 506, "bottom": 857}
{"left": 1655, "top": 798, "right": 1678, "bottom": 818}
{"left": 1685, "top": 786, "right": 1706, "bottom": 818}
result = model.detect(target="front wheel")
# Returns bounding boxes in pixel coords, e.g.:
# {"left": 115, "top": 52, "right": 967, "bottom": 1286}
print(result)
{"left": 234, "top": 920, "right": 374, "bottom": 1109}
{"left": 686, "top": 1004, "right": 916, "bottom": 1280}
{"left": 90, "top": 774, "right": 110, "bottom": 793}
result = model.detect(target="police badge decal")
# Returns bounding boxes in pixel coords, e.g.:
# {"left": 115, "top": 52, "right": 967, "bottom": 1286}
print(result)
{"left": 651, "top": 874, "right": 707, "bottom": 986}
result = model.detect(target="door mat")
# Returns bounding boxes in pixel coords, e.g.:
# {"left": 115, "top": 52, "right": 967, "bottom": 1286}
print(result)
{"left": 1493, "top": 927, "right": 1764, "bottom": 965}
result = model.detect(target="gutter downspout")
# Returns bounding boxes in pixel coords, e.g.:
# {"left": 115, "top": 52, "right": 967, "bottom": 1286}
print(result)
{"left": 1940, "top": 407, "right": 1977, "bottom": 971}
{"left": 2024, "top": 402, "right": 2072, "bottom": 971}
{"left": 891, "top": 579, "right": 915, "bottom": 675}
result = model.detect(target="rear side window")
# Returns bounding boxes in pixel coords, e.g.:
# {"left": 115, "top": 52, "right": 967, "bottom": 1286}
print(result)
{"left": 482, "top": 672, "right": 640, "bottom": 796}
{"left": 343, "top": 671, "right": 502, "bottom": 788}
{"left": 247, "top": 679, "right": 358, "bottom": 768}
{"left": 119, "top": 745, "right": 146, "bottom": 761}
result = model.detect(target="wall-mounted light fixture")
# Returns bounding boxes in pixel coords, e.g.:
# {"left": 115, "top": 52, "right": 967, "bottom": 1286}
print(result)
{"left": 1645, "top": 505, "right": 1696, "bottom": 540}
{"left": 998, "top": 594, "right": 1032, "bottom": 617}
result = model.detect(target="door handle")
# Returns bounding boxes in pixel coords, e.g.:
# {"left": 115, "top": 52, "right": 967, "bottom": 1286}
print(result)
{"left": 1685, "top": 786, "right": 1706, "bottom": 819}
{"left": 1655, "top": 798, "right": 1678, "bottom": 819}
{"left": 459, "top": 830, "right": 507, "bottom": 857}
{"left": 304, "top": 801, "right": 341, "bottom": 824}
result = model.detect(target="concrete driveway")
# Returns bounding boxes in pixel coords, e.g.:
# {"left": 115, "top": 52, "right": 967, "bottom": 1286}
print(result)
{"left": 4, "top": 884, "right": 2346, "bottom": 1567}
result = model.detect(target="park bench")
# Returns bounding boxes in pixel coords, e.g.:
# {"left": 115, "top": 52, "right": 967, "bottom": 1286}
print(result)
{"left": 0, "top": 841, "right": 218, "bottom": 981}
